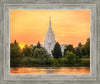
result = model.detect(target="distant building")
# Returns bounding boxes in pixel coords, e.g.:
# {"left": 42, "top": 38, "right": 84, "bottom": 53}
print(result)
{"left": 33, "top": 17, "right": 66, "bottom": 57}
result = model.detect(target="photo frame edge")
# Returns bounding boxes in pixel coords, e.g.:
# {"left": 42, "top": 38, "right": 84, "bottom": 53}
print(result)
{"left": 0, "top": 0, "right": 100, "bottom": 84}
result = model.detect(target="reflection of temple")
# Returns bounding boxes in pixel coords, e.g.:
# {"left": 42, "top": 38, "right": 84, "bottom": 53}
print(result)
{"left": 43, "top": 17, "right": 65, "bottom": 56}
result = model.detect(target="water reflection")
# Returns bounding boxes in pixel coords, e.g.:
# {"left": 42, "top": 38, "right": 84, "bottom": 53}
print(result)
{"left": 10, "top": 67, "right": 90, "bottom": 74}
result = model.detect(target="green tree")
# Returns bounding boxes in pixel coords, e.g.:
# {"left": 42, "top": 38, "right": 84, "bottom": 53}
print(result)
{"left": 80, "top": 38, "right": 90, "bottom": 57}
{"left": 37, "top": 41, "right": 41, "bottom": 48}
{"left": 10, "top": 40, "right": 22, "bottom": 58}
{"left": 31, "top": 41, "right": 41, "bottom": 56}
{"left": 65, "top": 51, "right": 76, "bottom": 64}
{"left": 64, "top": 44, "right": 75, "bottom": 56}
{"left": 22, "top": 45, "right": 32, "bottom": 57}
{"left": 78, "top": 42, "right": 82, "bottom": 48}
{"left": 52, "top": 42, "right": 62, "bottom": 58}
{"left": 75, "top": 47, "right": 82, "bottom": 58}
{"left": 80, "top": 46, "right": 87, "bottom": 56}
{"left": 65, "top": 51, "right": 80, "bottom": 64}
{"left": 30, "top": 45, "right": 37, "bottom": 56}
{"left": 10, "top": 40, "right": 23, "bottom": 67}
{"left": 85, "top": 38, "right": 90, "bottom": 56}
{"left": 34, "top": 48, "right": 51, "bottom": 64}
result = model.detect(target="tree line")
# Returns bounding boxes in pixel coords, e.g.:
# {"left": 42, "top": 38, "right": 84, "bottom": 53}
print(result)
{"left": 10, "top": 38, "right": 90, "bottom": 67}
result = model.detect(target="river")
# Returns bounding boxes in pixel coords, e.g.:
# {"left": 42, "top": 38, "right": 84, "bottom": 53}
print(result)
{"left": 10, "top": 67, "right": 90, "bottom": 74}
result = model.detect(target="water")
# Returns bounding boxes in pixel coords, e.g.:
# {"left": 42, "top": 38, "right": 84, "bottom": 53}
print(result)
{"left": 10, "top": 67, "right": 90, "bottom": 74}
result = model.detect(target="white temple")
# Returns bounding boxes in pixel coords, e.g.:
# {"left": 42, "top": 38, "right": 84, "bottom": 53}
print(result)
{"left": 43, "top": 16, "right": 65, "bottom": 56}
{"left": 32, "top": 17, "right": 66, "bottom": 57}
{"left": 44, "top": 17, "right": 56, "bottom": 56}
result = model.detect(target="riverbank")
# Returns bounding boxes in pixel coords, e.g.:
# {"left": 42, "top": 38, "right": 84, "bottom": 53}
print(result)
{"left": 11, "top": 63, "right": 90, "bottom": 67}
{"left": 10, "top": 57, "right": 90, "bottom": 67}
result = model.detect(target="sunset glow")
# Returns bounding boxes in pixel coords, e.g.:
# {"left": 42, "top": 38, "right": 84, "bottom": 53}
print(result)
{"left": 18, "top": 43, "right": 26, "bottom": 49}
{"left": 10, "top": 10, "right": 90, "bottom": 47}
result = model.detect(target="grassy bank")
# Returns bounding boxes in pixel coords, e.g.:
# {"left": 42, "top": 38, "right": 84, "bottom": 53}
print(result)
{"left": 10, "top": 57, "right": 90, "bottom": 67}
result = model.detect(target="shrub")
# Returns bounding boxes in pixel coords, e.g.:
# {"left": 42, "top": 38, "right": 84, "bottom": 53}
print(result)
{"left": 33, "top": 48, "right": 51, "bottom": 64}
{"left": 64, "top": 51, "right": 81, "bottom": 64}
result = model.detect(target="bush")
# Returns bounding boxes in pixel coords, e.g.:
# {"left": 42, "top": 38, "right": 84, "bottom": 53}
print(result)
{"left": 34, "top": 48, "right": 51, "bottom": 64}
{"left": 80, "top": 58, "right": 90, "bottom": 65}
{"left": 31, "top": 58, "right": 38, "bottom": 64}
{"left": 50, "top": 59, "right": 59, "bottom": 65}
{"left": 23, "top": 57, "right": 31, "bottom": 65}
{"left": 61, "top": 58, "right": 68, "bottom": 64}
{"left": 64, "top": 51, "right": 81, "bottom": 64}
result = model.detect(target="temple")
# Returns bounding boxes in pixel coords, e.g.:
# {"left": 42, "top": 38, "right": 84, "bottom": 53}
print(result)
{"left": 43, "top": 16, "right": 65, "bottom": 57}
{"left": 32, "top": 17, "right": 65, "bottom": 57}
{"left": 44, "top": 16, "right": 56, "bottom": 56}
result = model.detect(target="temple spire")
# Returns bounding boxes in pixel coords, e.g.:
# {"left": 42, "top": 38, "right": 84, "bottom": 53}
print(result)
{"left": 49, "top": 16, "right": 51, "bottom": 21}
{"left": 49, "top": 16, "right": 51, "bottom": 28}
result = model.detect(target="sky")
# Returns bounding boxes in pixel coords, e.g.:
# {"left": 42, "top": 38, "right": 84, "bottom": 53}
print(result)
{"left": 10, "top": 10, "right": 90, "bottom": 48}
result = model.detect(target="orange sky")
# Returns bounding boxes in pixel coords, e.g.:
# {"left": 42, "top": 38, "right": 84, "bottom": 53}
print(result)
{"left": 10, "top": 10, "right": 90, "bottom": 48}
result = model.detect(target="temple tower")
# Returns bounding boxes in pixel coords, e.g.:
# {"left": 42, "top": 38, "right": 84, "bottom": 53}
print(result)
{"left": 44, "top": 16, "right": 56, "bottom": 56}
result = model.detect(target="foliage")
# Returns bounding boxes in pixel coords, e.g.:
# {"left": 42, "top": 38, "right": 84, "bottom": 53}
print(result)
{"left": 80, "top": 38, "right": 90, "bottom": 57}
{"left": 22, "top": 45, "right": 32, "bottom": 57}
{"left": 64, "top": 44, "right": 75, "bottom": 56}
{"left": 31, "top": 46, "right": 37, "bottom": 56}
{"left": 31, "top": 58, "right": 38, "bottom": 64}
{"left": 80, "top": 46, "right": 87, "bottom": 56}
{"left": 52, "top": 42, "right": 62, "bottom": 58}
{"left": 31, "top": 41, "right": 41, "bottom": 56}
{"left": 50, "top": 59, "right": 59, "bottom": 65}
{"left": 10, "top": 39, "right": 90, "bottom": 67}
{"left": 75, "top": 47, "right": 82, "bottom": 58}
{"left": 23, "top": 57, "right": 31, "bottom": 65}
{"left": 64, "top": 51, "right": 80, "bottom": 64}
{"left": 84, "top": 38, "right": 90, "bottom": 56}
{"left": 37, "top": 41, "right": 41, "bottom": 48}
{"left": 33, "top": 48, "right": 51, "bottom": 64}
{"left": 10, "top": 40, "right": 22, "bottom": 58}
{"left": 80, "top": 58, "right": 90, "bottom": 65}
{"left": 78, "top": 42, "right": 82, "bottom": 48}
